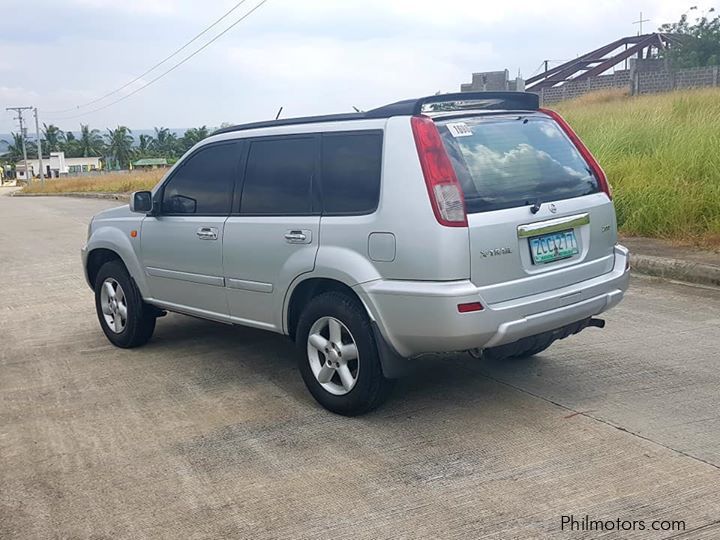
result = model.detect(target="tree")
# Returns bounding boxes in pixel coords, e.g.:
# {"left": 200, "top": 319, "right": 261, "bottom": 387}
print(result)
{"left": 181, "top": 126, "right": 209, "bottom": 152}
{"left": 137, "top": 134, "right": 155, "bottom": 157}
{"left": 660, "top": 7, "right": 720, "bottom": 67}
{"left": 2, "top": 133, "right": 36, "bottom": 162}
{"left": 63, "top": 131, "right": 82, "bottom": 158}
{"left": 150, "top": 126, "right": 179, "bottom": 157}
{"left": 77, "top": 124, "right": 104, "bottom": 157}
{"left": 105, "top": 126, "right": 134, "bottom": 169}
{"left": 43, "top": 124, "right": 64, "bottom": 153}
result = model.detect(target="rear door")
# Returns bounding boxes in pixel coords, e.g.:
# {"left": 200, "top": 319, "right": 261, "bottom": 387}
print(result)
{"left": 223, "top": 135, "right": 320, "bottom": 331}
{"left": 436, "top": 113, "right": 617, "bottom": 304}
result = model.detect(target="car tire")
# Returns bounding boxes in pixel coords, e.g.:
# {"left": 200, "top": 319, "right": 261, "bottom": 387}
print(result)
{"left": 296, "top": 291, "right": 394, "bottom": 416}
{"left": 94, "top": 259, "right": 156, "bottom": 348}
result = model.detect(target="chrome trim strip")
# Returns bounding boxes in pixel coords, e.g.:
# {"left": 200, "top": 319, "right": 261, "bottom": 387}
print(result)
{"left": 146, "top": 267, "right": 225, "bottom": 287}
{"left": 517, "top": 212, "right": 590, "bottom": 238}
{"left": 226, "top": 278, "right": 273, "bottom": 293}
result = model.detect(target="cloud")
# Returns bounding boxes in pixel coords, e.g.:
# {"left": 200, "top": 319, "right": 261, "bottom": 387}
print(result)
{"left": 1, "top": 0, "right": 716, "bottom": 132}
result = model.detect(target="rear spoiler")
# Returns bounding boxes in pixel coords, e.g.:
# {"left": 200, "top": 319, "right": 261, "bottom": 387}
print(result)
{"left": 365, "top": 92, "right": 540, "bottom": 118}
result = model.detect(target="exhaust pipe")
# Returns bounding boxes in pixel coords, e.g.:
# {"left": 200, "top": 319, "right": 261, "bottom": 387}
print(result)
{"left": 587, "top": 317, "right": 605, "bottom": 329}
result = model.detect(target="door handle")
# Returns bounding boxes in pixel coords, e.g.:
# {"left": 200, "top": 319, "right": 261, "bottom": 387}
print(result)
{"left": 196, "top": 227, "right": 219, "bottom": 240}
{"left": 284, "top": 230, "right": 311, "bottom": 244}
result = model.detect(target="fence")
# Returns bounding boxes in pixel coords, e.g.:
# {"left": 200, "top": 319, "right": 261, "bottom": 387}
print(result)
{"left": 532, "top": 60, "right": 720, "bottom": 104}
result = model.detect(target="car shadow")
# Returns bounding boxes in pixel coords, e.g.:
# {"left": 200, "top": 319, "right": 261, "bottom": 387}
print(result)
{"left": 139, "top": 312, "right": 547, "bottom": 417}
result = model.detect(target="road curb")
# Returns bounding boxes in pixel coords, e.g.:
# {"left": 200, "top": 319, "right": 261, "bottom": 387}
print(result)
{"left": 631, "top": 254, "right": 720, "bottom": 288}
{"left": 11, "top": 191, "right": 130, "bottom": 202}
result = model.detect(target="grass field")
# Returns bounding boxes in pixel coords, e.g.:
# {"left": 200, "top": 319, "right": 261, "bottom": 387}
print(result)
{"left": 19, "top": 88, "right": 720, "bottom": 246}
{"left": 21, "top": 170, "right": 163, "bottom": 194}
{"left": 555, "top": 88, "right": 720, "bottom": 247}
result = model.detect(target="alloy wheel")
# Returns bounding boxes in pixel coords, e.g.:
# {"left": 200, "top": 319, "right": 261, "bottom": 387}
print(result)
{"left": 100, "top": 278, "right": 127, "bottom": 333}
{"left": 306, "top": 316, "right": 360, "bottom": 395}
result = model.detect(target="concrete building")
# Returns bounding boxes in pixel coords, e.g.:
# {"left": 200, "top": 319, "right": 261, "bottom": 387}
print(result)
{"left": 460, "top": 70, "right": 525, "bottom": 92}
{"left": 15, "top": 152, "right": 102, "bottom": 180}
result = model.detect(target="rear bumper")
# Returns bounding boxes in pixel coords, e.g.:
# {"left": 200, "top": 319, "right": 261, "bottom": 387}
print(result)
{"left": 355, "top": 244, "right": 630, "bottom": 358}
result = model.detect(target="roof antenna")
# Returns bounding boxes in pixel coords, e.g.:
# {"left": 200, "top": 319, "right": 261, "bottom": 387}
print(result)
{"left": 352, "top": 106, "right": 363, "bottom": 112}
{"left": 275, "top": 106, "right": 283, "bottom": 120}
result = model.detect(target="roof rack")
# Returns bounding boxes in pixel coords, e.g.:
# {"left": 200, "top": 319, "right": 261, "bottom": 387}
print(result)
{"left": 213, "top": 92, "right": 539, "bottom": 135}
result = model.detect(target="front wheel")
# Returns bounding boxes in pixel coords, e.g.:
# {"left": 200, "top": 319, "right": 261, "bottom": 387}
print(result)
{"left": 94, "top": 260, "right": 156, "bottom": 348}
{"left": 296, "top": 292, "right": 394, "bottom": 416}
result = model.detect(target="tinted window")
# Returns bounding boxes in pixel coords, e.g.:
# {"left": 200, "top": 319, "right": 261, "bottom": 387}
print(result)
{"left": 322, "top": 132, "right": 382, "bottom": 214}
{"left": 162, "top": 142, "right": 238, "bottom": 214}
{"left": 437, "top": 116, "right": 599, "bottom": 213}
{"left": 240, "top": 137, "right": 315, "bottom": 215}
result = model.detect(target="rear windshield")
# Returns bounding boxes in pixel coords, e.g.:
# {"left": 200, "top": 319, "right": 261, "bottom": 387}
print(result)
{"left": 436, "top": 115, "right": 599, "bottom": 213}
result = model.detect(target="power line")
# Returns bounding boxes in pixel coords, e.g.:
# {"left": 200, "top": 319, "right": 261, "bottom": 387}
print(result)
{"left": 45, "top": 0, "right": 256, "bottom": 115}
{"left": 52, "top": 0, "right": 269, "bottom": 121}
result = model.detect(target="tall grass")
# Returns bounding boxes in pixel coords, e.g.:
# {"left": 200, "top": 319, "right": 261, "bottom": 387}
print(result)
{"left": 555, "top": 88, "right": 720, "bottom": 246}
{"left": 21, "top": 170, "right": 164, "bottom": 194}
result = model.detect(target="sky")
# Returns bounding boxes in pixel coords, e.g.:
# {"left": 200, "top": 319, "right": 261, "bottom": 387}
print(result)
{"left": 0, "top": 0, "right": 714, "bottom": 134}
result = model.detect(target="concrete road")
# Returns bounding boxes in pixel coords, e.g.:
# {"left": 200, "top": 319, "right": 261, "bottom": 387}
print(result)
{"left": 1, "top": 192, "right": 719, "bottom": 539}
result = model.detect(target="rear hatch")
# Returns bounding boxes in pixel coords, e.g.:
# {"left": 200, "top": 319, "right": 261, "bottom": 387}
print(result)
{"left": 435, "top": 112, "right": 617, "bottom": 304}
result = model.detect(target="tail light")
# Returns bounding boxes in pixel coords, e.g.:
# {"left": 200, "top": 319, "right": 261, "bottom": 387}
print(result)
{"left": 411, "top": 115, "right": 468, "bottom": 227}
{"left": 539, "top": 108, "right": 613, "bottom": 200}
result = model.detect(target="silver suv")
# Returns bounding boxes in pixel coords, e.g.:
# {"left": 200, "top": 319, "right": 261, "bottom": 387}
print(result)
{"left": 82, "top": 92, "right": 629, "bottom": 415}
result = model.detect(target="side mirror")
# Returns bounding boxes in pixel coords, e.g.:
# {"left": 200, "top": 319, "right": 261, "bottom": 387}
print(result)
{"left": 130, "top": 191, "right": 153, "bottom": 214}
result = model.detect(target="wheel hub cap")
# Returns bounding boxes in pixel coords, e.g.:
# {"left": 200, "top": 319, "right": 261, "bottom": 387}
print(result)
{"left": 307, "top": 316, "right": 359, "bottom": 396}
{"left": 100, "top": 278, "right": 127, "bottom": 334}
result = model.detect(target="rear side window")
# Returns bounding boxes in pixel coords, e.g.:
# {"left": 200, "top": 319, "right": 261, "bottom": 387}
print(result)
{"left": 162, "top": 142, "right": 238, "bottom": 214}
{"left": 437, "top": 116, "right": 599, "bottom": 213}
{"left": 321, "top": 132, "right": 382, "bottom": 214}
{"left": 240, "top": 137, "right": 315, "bottom": 215}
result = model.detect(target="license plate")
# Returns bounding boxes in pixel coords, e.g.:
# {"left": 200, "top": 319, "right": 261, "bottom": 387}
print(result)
{"left": 529, "top": 229, "right": 579, "bottom": 264}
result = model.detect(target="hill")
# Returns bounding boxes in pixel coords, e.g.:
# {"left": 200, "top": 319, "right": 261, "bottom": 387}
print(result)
{"left": 555, "top": 88, "right": 720, "bottom": 247}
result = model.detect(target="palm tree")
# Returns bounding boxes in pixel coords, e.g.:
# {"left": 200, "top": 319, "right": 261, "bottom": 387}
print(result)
{"left": 181, "top": 126, "right": 209, "bottom": 152}
{"left": 42, "top": 124, "right": 64, "bottom": 153}
{"left": 151, "top": 127, "right": 178, "bottom": 157}
{"left": 3, "top": 133, "right": 36, "bottom": 162}
{"left": 62, "top": 131, "right": 82, "bottom": 158}
{"left": 137, "top": 134, "right": 155, "bottom": 157}
{"left": 105, "top": 126, "right": 134, "bottom": 169}
{"left": 78, "top": 124, "right": 104, "bottom": 157}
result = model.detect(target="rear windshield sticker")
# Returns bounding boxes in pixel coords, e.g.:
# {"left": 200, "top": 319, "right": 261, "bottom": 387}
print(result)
{"left": 446, "top": 122, "right": 473, "bottom": 138}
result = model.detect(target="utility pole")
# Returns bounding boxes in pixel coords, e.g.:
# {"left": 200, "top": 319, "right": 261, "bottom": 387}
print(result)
{"left": 5, "top": 106, "right": 33, "bottom": 184}
{"left": 33, "top": 108, "right": 45, "bottom": 187}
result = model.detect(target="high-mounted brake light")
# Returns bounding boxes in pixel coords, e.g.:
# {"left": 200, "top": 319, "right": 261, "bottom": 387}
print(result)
{"left": 540, "top": 108, "right": 613, "bottom": 200}
{"left": 411, "top": 115, "right": 468, "bottom": 227}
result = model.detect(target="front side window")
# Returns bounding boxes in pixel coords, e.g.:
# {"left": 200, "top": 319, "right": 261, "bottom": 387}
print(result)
{"left": 240, "top": 137, "right": 315, "bottom": 215}
{"left": 162, "top": 142, "right": 238, "bottom": 214}
{"left": 321, "top": 132, "right": 382, "bottom": 214}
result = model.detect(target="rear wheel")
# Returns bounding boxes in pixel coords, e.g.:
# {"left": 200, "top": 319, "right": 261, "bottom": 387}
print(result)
{"left": 296, "top": 292, "right": 394, "bottom": 416}
{"left": 94, "top": 260, "right": 156, "bottom": 348}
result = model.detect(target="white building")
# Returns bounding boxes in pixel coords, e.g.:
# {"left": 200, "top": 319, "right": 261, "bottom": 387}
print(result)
{"left": 15, "top": 152, "right": 102, "bottom": 180}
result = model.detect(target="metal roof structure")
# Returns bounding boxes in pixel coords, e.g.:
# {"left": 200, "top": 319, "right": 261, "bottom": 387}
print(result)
{"left": 133, "top": 158, "right": 168, "bottom": 166}
{"left": 526, "top": 33, "right": 681, "bottom": 90}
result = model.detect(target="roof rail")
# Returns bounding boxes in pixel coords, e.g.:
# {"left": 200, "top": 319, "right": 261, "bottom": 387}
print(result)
{"left": 213, "top": 92, "right": 538, "bottom": 135}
